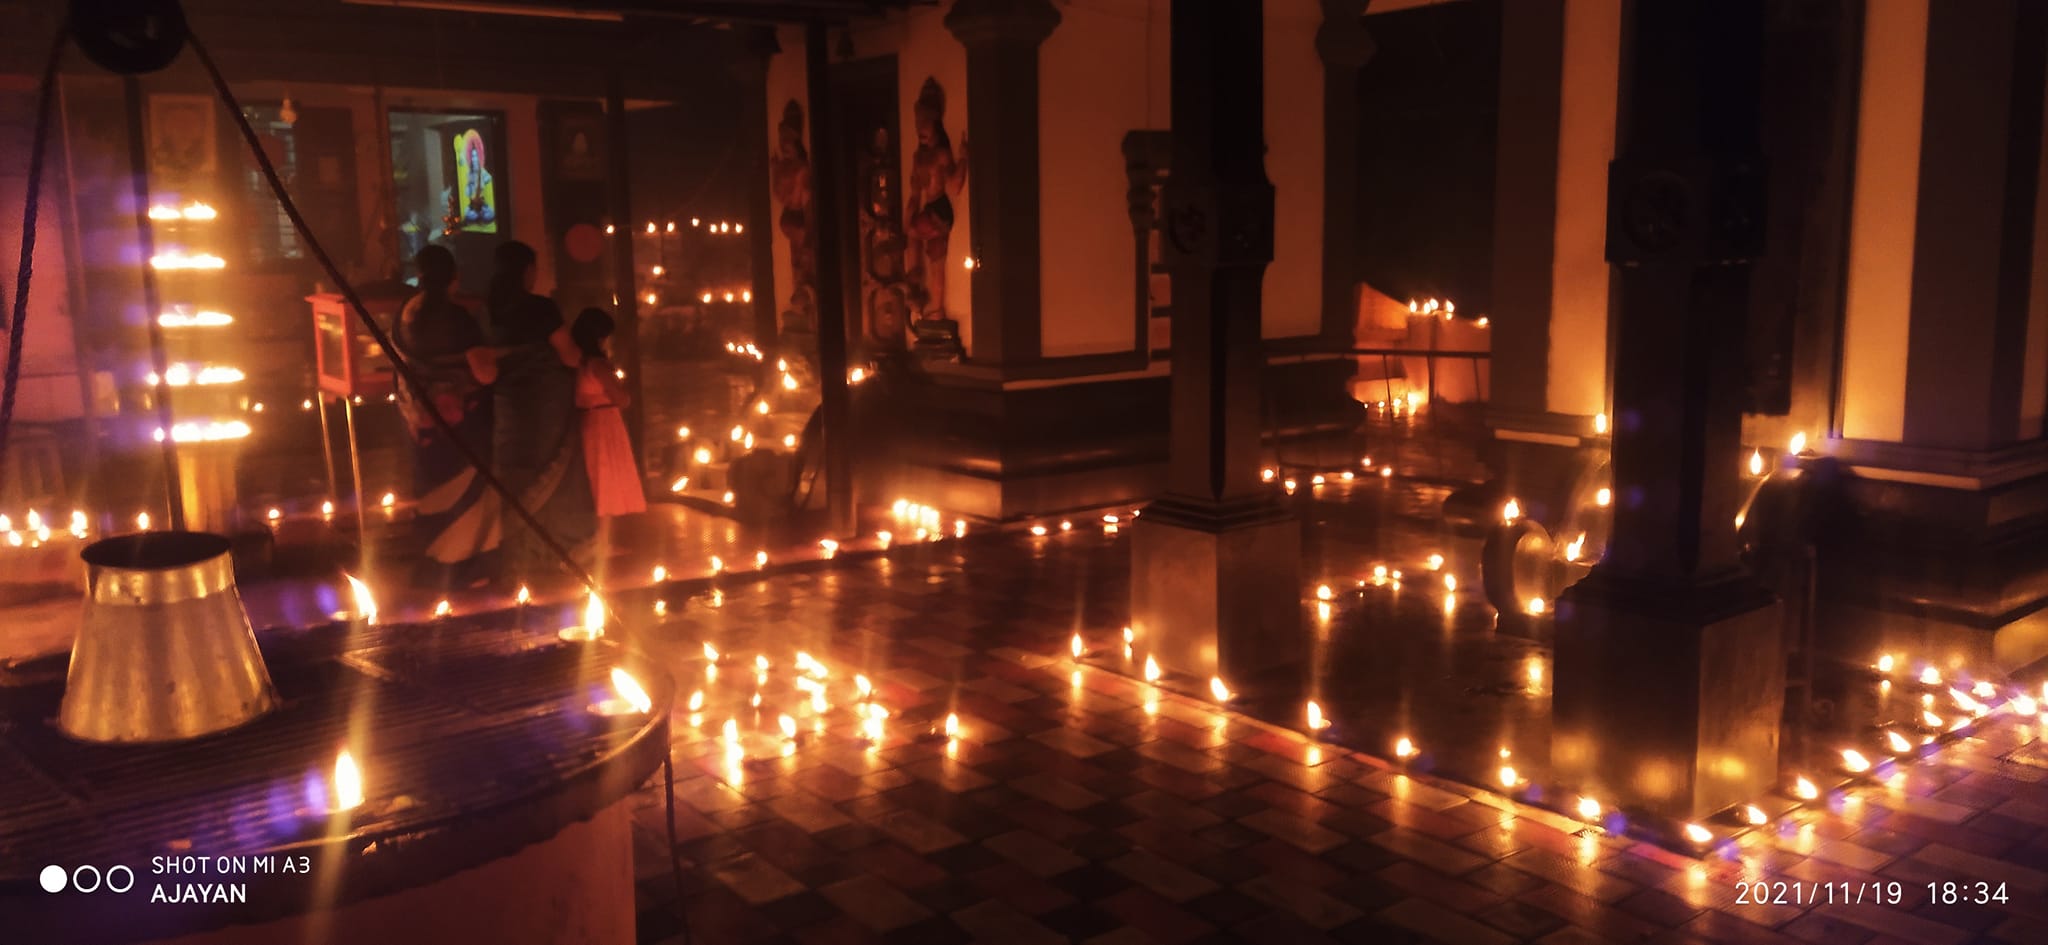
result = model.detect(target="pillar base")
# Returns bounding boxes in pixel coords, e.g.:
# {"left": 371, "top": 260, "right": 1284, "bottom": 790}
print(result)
{"left": 1552, "top": 570, "right": 1784, "bottom": 820}
{"left": 1130, "top": 496, "right": 1304, "bottom": 683}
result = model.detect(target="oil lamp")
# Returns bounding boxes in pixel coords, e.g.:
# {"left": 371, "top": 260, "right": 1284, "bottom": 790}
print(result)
{"left": 332, "top": 749, "right": 364, "bottom": 813}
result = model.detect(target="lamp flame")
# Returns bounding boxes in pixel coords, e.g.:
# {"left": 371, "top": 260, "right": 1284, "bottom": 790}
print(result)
{"left": 1210, "top": 677, "right": 1232, "bottom": 701}
{"left": 432, "top": 599, "right": 452, "bottom": 618}
{"left": 516, "top": 585, "right": 531, "bottom": 605}
{"left": 1877, "top": 653, "right": 1895, "bottom": 674}
{"left": 333, "top": 750, "right": 364, "bottom": 812}
{"left": 944, "top": 713, "right": 960, "bottom": 738}
{"left": 779, "top": 714, "right": 797, "bottom": 740}
{"left": 345, "top": 574, "right": 377, "bottom": 625}
{"left": 583, "top": 593, "right": 606, "bottom": 635}
{"left": 1748, "top": 450, "right": 1765, "bottom": 477}
{"left": 1744, "top": 805, "right": 1768, "bottom": 825}
{"left": 703, "top": 642, "right": 720, "bottom": 662}
{"left": 688, "top": 690, "right": 704, "bottom": 711}
{"left": 1841, "top": 749, "right": 1871, "bottom": 773}
{"left": 1886, "top": 730, "right": 1912, "bottom": 753}
{"left": 1143, "top": 655, "right": 1161, "bottom": 682}
{"left": 1576, "top": 797, "right": 1601, "bottom": 821}
{"left": 856, "top": 675, "right": 873, "bottom": 699}
{"left": 2015, "top": 694, "right": 2039, "bottom": 717}
{"left": 1394, "top": 736, "right": 1416, "bottom": 759}
{"left": 1498, "top": 765, "right": 1518, "bottom": 788}
{"left": 1920, "top": 666, "right": 1941, "bottom": 686}
{"left": 1306, "top": 700, "right": 1329, "bottom": 731}
{"left": 1502, "top": 499, "right": 1521, "bottom": 523}
{"left": 1595, "top": 487, "right": 1612, "bottom": 507}
{"left": 1684, "top": 823, "right": 1712, "bottom": 845}
{"left": 610, "top": 668, "right": 653, "bottom": 714}
{"left": 1794, "top": 776, "right": 1818, "bottom": 800}
{"left": 1789, "top": 432, "right": 1808, "bottom": 455}
{"left": 1594, "top": 412, "right": 1608, "bottom": 434}
{"left": 1315, "top": 584, "right": 1333, "bottom": 601}
{"left": 1071, "top": 634, "right": 1084, "bottom": 659}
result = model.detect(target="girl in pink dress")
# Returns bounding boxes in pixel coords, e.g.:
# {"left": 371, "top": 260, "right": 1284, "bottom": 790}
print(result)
{"left": 570, "top": 309, "right": 647, "bottom": 517}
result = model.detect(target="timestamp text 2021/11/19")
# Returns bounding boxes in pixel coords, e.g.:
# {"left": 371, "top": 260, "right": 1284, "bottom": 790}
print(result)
{"left": 1735, "top": 880, "right": 2011, "bottom": 906}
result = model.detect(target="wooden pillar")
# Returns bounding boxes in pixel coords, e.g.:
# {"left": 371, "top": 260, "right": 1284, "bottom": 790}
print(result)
{"left": 943, "top": 0, "right": 1060, "bottom": 365}
{"left": 805, "top": 21, "right": 854, "bottom": 537}
{"left": 738, "top": 28, "right": 782, "bottom": 362}
{"left": 1317, "top": 0, "right": 1373, "bottom": 346}
{"left": 604, "top": 71, "right": 644, "bottom": 453}
{"left": 1551, "top": 0, "right": 1784, "bottom": 820}
{"left": 1131, "top": 0, "right": 1304, "bottom": 686}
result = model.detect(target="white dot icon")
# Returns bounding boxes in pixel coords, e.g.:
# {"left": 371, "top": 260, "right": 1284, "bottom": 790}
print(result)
{"left": 40, "top": 865, "right": 66, "bottom": 893}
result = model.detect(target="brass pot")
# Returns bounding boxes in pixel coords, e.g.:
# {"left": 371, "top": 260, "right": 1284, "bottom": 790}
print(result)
{"left": 60, "top": 531, "right": 278, "bottom": 743}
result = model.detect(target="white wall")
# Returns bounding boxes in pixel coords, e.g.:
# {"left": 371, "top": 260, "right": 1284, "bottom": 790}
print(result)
{"left": 1545, "top": 0, "right": 1620, "bottom": 418}
{"left": 1038, "top": 0, "right": 1169, "bottom": 357}
{"left": 1263, "top": 0, "right": 1326, "bottom": 340}
{"left": 1838, "top": 0, "right": 1927, "bottom": 443}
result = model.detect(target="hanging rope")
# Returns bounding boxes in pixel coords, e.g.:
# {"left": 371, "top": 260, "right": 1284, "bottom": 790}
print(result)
{"left": 0, "top": 30, "right": 67, "bottom": 496}
{"left": 182, "top": 32, "right": 610, "bottom": 607}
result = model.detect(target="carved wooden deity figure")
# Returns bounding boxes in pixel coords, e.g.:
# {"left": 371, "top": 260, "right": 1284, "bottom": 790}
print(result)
{"left": 904, "top": 78, "right": 968, "bottom": 318}
{"left": 770, "top": 100, "right": 816, "bottom": 334}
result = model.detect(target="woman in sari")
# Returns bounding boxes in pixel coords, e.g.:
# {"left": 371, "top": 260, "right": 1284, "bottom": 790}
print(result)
{"left": 394, "top": 245, "right": 499, "bottom": 588}
{"left": 484, "top": 240, "right": 596, "bottom": 588}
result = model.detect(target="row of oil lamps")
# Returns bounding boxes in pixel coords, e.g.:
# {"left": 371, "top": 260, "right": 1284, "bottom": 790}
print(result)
{"left": 0, "top": 510, "right": 92, "bottom": 549}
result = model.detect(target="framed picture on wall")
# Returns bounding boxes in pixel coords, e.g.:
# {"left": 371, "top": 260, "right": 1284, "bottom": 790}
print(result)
{"left": 554, "top": 111, "right": 605, "bottom": 182}
{"left": 148, "top": 94, "right": 217, "bottom": 187}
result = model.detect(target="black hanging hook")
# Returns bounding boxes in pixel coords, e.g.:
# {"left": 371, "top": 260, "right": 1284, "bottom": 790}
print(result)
{"left": 68, "top": 0, "right": 188, "bottom": 75}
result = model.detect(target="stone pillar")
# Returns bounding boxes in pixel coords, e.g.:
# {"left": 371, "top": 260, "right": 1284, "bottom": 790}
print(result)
{"left": 1132, "top": 0, "right": 1305, "bottom": 687}
{"left": 1551, "top": 0, "right": 1785, "bottom": 820}
{"left": 943, "top": 0, "right": 1060, "bottom": 366}
{"left": 806, "top": 21, "right": 855, "bottom": 537}
{"left": 1317, "top": 0, "right": 1373, "bottom": 346}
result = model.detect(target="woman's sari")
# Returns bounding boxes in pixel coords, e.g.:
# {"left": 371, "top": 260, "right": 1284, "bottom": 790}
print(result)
{"left": 488, "top": 293, "right": 596, "bottom": 585}
{"left": 394, "top": 295, "right": 499, "bottom": 582}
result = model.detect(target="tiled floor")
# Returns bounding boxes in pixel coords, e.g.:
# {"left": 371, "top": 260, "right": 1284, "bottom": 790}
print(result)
{"left": 614, "top": 523, "right": 2048, "bottom": 945}
{"left": 9, "top": 421, "right": 2046, "bottom": 944}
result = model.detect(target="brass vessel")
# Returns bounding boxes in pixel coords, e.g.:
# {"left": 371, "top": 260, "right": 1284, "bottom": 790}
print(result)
{"left": 60, "top": 531, "right": 278, "bottom": 743}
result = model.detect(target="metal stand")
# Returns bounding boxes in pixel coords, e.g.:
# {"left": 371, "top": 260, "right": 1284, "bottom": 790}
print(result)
{"left": 315, "top": 393, "right": 340, "bottom": 511}
{"left": 341, "top": 395, "right": 369, "bottom": 556}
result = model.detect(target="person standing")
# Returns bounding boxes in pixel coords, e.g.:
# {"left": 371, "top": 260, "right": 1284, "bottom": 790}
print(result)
{"left": 569, "top": 308, "right": 646, "bottom": 519}
{"left": 394, "top": 245, "right": 501, "bottom": 588}
{"left": 484, "top": 241, "right": 594, "bottom": 588}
